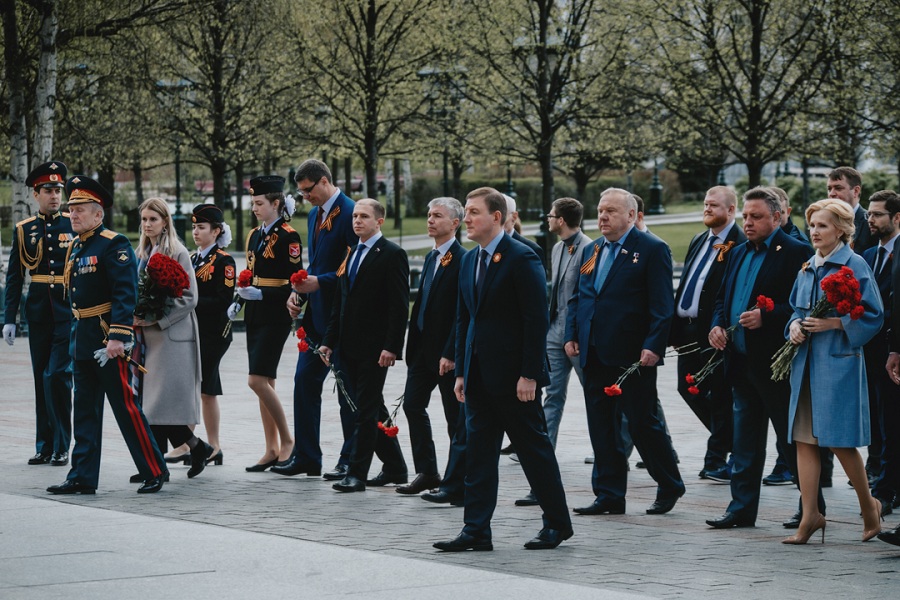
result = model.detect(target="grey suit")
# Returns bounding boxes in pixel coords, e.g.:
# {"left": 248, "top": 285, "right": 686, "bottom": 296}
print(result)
{"left": 544, "top": 231, "right": 592, "bottom": 446}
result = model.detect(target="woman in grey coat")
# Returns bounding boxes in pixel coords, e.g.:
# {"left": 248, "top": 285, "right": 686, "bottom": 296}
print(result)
{"left": 132, "top": 198, "right": 212, "bottom": 479}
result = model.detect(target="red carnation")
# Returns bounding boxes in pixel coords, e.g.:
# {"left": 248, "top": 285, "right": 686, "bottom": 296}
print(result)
{"left": 237, "top": 269, "right": 253, "bottom": 288}
{"left": 685, "top": 374, "right": 696, "bottom": 384}
{"left": 688, "top": 386, "right": 701, "bottom": 395}
{"left": 290, "top": 270, "right": 308, "bottom": 287}
{"left": 850, "top": 305, "right": 865, "bottom": 320}
{"left": 297, "top": 339, "right": 309, "bottom": 353}
{"left": 604, "top": 384, "right": 623, "bottom": 396}
{"left": 836, "top": 300, "right": 853, "bottom": 315}
{"left": 296, "top": 327, "right": 306, "bottom": 340}
{"left": 756, "top": 295, "right": 775, "bottom": 312}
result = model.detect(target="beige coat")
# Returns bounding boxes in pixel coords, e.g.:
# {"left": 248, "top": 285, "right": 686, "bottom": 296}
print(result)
{"left": 140, "top": 244, "right": 201, "bottom": 425}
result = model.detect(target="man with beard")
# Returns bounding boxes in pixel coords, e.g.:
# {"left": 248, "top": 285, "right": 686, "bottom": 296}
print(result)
{"left": 670, "top": 186, "right": 745, "bottom": 482}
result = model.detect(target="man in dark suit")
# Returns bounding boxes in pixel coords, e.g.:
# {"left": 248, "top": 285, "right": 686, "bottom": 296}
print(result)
{"left": 671, "top": 186, "right": 745, "bottom": 482}
{"left": 565, "top": 188, "right": 684, "bottom": 517}
{"left": 319, "top": 199, "right": 409, "bottom": 492}
{"left": 706, "top": 187, "right": 815, "bottom": 529}
{"left": 277, "top": 160, "right": 358, "bottom": 479}
{"left": 879, "top": 189, "right": 900, "bottom": 547}
{"left": 503, "top": 193, "right": 542, "bottom": 258}
{"left": 772, "top": 186, "right": 811, "bottom": 247}
{"left": 828, "top": 166, "right": 874, "bottom": 255}
{"left": 395, "top": 197, "right": 465, "bottom": 496}
{"left": 865, "top": 190, "right": 900, "bottom": 517}
{"left": 433, "top": 187, "right": 572, "bottom": 552}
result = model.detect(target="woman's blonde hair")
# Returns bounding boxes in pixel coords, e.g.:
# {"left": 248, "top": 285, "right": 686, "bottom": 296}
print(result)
{"left": 805, "top": 198, "right": 855, "bottom": 243}
{"left": 137, "top": 198, "right": 184, "bottom": 259}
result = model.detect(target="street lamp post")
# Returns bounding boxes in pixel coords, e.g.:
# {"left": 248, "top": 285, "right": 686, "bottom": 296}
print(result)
{"left": 417, "top": 66, "right": 465, "bottom": 203}
{"left": 173, "top": 142, "right": 186, "bottom": 241}
{"left": 647, "top": 161, "right": 665, "bottom": 215}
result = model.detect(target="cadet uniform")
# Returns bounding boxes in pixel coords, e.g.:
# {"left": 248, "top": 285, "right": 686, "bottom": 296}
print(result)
{"left": 191, "top": 204, "right": 236, "bottom": 396}
{"left": 242, "top": 176, "right": 303, "bottom": 378}
{"left": 47, "top": 176, "right": 166, "bottom": 494}
{"left": 3, "top": 161, "right": 74, "bottom": 465}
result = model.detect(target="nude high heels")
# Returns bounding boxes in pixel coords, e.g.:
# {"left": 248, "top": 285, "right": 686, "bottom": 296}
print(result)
{"left": 862, "top": 499, "right": 884, "bottom": 542}
{"left": 782, "top": 513, "right": 826, "bottom": 545}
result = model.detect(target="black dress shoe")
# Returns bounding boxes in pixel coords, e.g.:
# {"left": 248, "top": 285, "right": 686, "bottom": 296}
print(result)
{"left": 270, "top": 457, "right": 322, "bottom": 477}
{"left": 187, "top": 439, "right": 214, "bottom": 479}
{"left": 245, "top": 458, "right": 278, "bottom": 472}
{"left": 706, "top": 512, "right": 755, "bottom": 529}
{"left": 206, "top": 450, "right": 224, "bottom": 466}
{"left": 130, "top": 471, "right": 170, "bottom": 484}
{"left": 164, "top": 453, "right": 191, "bottom": 464}
{"left": 323, "top": 464, "right": 349, "bottom": 480}
{"left": 333, "top": 475, "right": 366, "bottom": 492}
{"left": 28, "top": 453, "right": 52, "bottom": 465}
{"left": 421, "top": 490, "right": 464, "bottom": 506}
{"left": 47, "top": 480, "right": 96, "bottom": 495}
{"left": 524, "top": 527, "right": 574, "bottom": 550}
{"left": 50, "top": 452, "right": 68, "bottom": 466}
{"left": 574, "top": 498, "right": 625, "bottom": 515}
{"left": 396, "top": 473, "right": 441, "bottom": 495}
{"left": 877, "top": 527, "right": 900, "bottom": 546}
{"left": 433, "top": 532, "right": 493, "bottom": 552}
{"left": 366, "top": 471, "right": 408, "bottom": 487}
{"left": 783, "top": 510, "right": 802, "bottom": 529}
{"left": 515, "top": 491, "right": 540, "bottom": 506}
{"left": 647, "top": 495, "right": 682, "bottom": 515}
{"left": 137, "top": 475, "right": 165, "bottom": 494}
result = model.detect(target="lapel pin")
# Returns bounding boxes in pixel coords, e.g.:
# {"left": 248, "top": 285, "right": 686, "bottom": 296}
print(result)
{"left": 492, "top": 252, "right": 502, "bottom": 263}
{"left": 632, "top": 252, "right": 640, "bottom": 264}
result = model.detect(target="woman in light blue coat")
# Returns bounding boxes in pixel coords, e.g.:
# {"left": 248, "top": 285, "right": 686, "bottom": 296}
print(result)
{"left": 784, "top": 199, "right": 883, "bottom": 544}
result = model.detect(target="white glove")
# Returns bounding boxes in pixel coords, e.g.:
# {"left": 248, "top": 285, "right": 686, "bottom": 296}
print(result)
{"left": 236, "top": 286, "right": 263, "bottom": 301}
{"left": 3, "top": 324, "right": 15, "bottom": 346}
{"left": 93, "top": 347, "right": 110, "bottom": 367}
{"left": 227, "top": 302, "right": 242, "bottom": 320}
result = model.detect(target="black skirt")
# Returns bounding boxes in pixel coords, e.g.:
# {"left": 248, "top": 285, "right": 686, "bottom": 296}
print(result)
{"left": 199, "top": 339, "right": 231, "bottom": 396}
{"left": 246, "top": 322, "right": 290, "bottom": 379}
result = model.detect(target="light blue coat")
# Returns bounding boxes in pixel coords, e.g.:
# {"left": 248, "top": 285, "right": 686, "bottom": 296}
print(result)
{"left": 786, "top": 244, "right": 883, "bottom": 447}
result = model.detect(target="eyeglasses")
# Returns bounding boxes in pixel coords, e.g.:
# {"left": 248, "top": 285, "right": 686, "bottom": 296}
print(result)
{"left": 299, "top": 179, "right": 320, "bottom": 197}
{"left": 546, "top": 213, "right": 560, "bottom": 220}
{"left": 868, "top": 211, "right": 892, "bottom": 219}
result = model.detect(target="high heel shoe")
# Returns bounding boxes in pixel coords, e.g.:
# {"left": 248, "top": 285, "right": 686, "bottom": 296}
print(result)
{"left": 164, "top": 453, "right": 190, "bottom": 464}
{"left": 206, "top": 450, "right": 223, "bottom": 466}
{"left": 862, "top": 499, "right": 884, "bottom": 542}
{"left": 782, "top": 514, "right": 826, "bottom": 545}
{"left": 187, "top": 439, "right": 213, "bottom": 479}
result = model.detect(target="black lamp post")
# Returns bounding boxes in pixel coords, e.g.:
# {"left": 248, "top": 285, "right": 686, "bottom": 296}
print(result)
{"left": 418, "top": 66, "right": 465, "bottom": 202}
{"left": 647, "top": 160, "right": 665, "bottom": 215}
{"left": 173, "top": 142, "right": 186, "bottom": 241}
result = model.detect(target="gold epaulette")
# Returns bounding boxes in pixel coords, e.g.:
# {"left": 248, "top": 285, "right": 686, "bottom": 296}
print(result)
{"left": 100, "top": 230, "right": 117, "bottom": 239}
{"left": 16, "top": 216, "right": 37, "bottom": 228}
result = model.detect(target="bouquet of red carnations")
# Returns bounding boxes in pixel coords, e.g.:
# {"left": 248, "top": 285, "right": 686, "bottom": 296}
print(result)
{"left": 134, "top": 253, "right": 190, "bottom": 321}
{"left": 770, "top": 266, "right": 865, "bottom": 381}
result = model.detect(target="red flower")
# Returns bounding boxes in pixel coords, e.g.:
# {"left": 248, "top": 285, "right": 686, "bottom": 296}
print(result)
{"left": 756, "top": 295, "right": 775, "bottom": 312}
{"left": 384, "top": 426, "right": 399, "bottom": 437}
{"left": 604, "top": 384, "right": 623, "bottom": 396}
{"left": 685, "top": 373, "right": 696, "bottom": 384}
{"left": 237, "top": 269, "right": 253, "bottom": 288}
{"left": 850, "top": 305, "right": 865, "bottom": 320}
{"left": 297, "top": 340, "right": 309, "bottom": 352}
{"left": 296, "top": 327, "right": 306, "bottom": 340}
{"left": 688, "top": 386, "right": 701, "bottom": 395}
{"left": 290, "top": 270, "right": 308, "bottom": 287}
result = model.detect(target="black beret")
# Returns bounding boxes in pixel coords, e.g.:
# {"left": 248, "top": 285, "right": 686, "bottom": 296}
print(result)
{"left": 192, "top": 203, "right": 225, "bottom": 224}
{"left": 249, "top": 175, "right": 284, "bottom": 196}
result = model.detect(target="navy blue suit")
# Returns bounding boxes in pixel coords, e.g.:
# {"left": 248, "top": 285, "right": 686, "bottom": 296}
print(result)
{"left": 864, "top": 244, "right": 897, "bottom": 503}
{"left": 403, "top": 240, "right": 465, "bottom": 480}
{"left": 292, "top": 193, "right": 358, "bottom": 469}
{"left": 566, "top": 227, "right": 684, "bottom": 504}
{"left": 455, "top": 234, "right": 569, "bottom": 539}
{"left": 711, "top": 228, "right": 814, "bottom": 521}
{"left": 4, "top": 211, "right": 74, "bottom": 457}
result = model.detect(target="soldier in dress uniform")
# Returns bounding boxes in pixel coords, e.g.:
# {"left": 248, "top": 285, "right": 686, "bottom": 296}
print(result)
{"left": 189, "top": 203, "right": 235, "bottom": 464}
{"left": 46, "top": 175, "right": 167, "bottom": 495}
{"left": 3, "top": 161, "right": 74, "bottom": 466}
{"left": 228, "top": 175, "right": 303, "bottom": 471}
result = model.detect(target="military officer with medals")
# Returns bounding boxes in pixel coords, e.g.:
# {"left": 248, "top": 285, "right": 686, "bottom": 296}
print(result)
{"left": 46, "top": 175, "right": 166, "bottom": 495}
{"left": 189, "top": 203, "right": 235, "bottom": 464}
{"left": 228, "top": 175, "right": 303, "bottom": 471}
{"left": 3, "top": 161, "right": 74, "bottom": 466}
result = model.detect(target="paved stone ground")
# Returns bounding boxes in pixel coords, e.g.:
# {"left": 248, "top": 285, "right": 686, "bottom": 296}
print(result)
{"left": 1, "top": 333, "right": 899, "bottom": 599}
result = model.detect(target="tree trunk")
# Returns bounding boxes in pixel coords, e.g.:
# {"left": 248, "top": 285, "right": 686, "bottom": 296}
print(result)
{"left": 98, "top": 164, "right": 116, "bottom": 228}
{"left": 747, "top": 158, "right": 764, "bottom": 189}
{"left": 2, "top": 1, "right": 31, "bottom": 224}
{"left": 132, "top": 159, "right": 145, "bottom": 207}
{"left": 31, "top": 0, "right": 59, "bottom": 166}
{"left": 344, "top": 156, "right": 353, "bottom": 196}
{"left": 452, "top": 158, "right": 465, "bottom": 201}
{"left": 234, "top": 162, "right": 245, "bottom": 251}
{"left": 212, "top": 157, "right": 228, "bottom": 208}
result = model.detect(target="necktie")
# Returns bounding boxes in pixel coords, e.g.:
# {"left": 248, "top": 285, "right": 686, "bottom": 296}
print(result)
{"left": 874, "top": 246, "right": 887, "bottom": 277}
{"left": 475, "top": 249, "right": 489, "bottom": 296}
{"left": 593, "top": 242, "right": 618, "bottom": 293}
{"left": 348, "top": 244, "right": 364, "bottom": 286}
{"left": 315, "top": 207, "right": 325, "bottom": 243}
{"left": 417, "top": 249, "right": 439, "bottom": 331}
{"left": 679, "top": 235, "right": 718, "bottom": 311}
{"left": 549, "top": 244, "right": 569, "bottom": 322}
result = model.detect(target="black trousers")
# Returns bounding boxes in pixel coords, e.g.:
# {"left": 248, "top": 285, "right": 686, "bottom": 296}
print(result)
{"left": 27, "top": 318, "right": 73, "bottom": 455}
{"left": 402, "top": 360, "right": 459, "bottom": 476}
{"left": 676, "top": 345, "right": 733, "bottom": 470}
{"left": 150, "top": 425, "right": 195, "bottom": 453}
